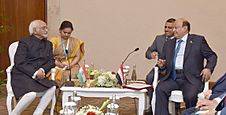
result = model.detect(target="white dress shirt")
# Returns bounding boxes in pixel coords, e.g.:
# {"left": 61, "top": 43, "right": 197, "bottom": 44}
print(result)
{"left": 175, "top": 34, "right": 188, "bottom": 69}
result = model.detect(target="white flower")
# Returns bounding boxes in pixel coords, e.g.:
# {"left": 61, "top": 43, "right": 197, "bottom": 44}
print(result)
{"left": 97, "top": 75, "right": 107, "bottom": 86}
{"left": 76, "top": 105, "right": 104, "bottom": 115}
{"left": 88, "top": 69, "right": 118, "bottom": 87}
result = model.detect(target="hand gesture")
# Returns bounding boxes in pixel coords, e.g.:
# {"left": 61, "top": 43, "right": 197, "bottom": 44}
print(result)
{"left": 55, "top": 60, "right": 65, "bottom": 68}
{"left": 196, "top": 99, "right": 218, "bottom": 111}
{"left": 36, "top": 69, "right": 45, "bottom": 79}
{"left": 200, "top": 68, "right": 211, "bottom": 82}
{"left": 157, "top": 59, "right": 166, "bottom": 68}
{"left": 151, "top": 52, "right": 158, "bottom": 59}
{"left": 65, "top": 64, "right": 71, "bottom": 70}
{"left": 203, "top": 90, "right": 212, "bottom": 99}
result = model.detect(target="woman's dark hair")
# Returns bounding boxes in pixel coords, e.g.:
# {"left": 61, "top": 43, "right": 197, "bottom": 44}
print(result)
{"left": 59, "top": 20, "right": 73, "bottom": 30}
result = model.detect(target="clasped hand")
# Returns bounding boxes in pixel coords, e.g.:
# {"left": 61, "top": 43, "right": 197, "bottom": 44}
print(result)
{"left": 55, "top": 60, "right": 72, "bottom": 70}
{"left": 36, "top": 69, "right": 45, "bottom": 79}
{"left": 157, "top": 59, "right": 166, "bottom": 68}
{"left": 196, "top": 99, "right": 218, "bottom": 115}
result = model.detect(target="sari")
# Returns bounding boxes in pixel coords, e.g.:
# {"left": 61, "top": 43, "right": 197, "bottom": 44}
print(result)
{"left": 49, "top": 36, "right": 84, "bottom": 86}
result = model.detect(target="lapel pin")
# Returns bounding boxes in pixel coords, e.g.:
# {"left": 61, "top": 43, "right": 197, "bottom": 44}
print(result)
{"left": 190, "top": 41, "right": 193, "bottom": 44}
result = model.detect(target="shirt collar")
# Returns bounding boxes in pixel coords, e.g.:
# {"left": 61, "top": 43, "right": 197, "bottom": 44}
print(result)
{"left": 165, "top": 36, "right": 174, "bottom": 41}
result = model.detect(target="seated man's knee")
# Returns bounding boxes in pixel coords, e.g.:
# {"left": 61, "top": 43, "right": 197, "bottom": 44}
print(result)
{"left": 51, "top": 86, "right": 56, "bottom": 90}
{"left": 24, "top": 92, "right": 37, "bottom": 99}
{"left": 183, "top": 93, "right": 197, "bottom": 104}
{"left": 48, "top": 86, "right": 56, "bottom": 94}
{"left": 156, "top": 84, "right": 167, "bottom": 93}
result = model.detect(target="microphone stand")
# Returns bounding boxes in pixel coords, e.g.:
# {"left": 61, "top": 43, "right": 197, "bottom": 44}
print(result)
{"left": 64, "top": 50, "right": 75, "bottom": 87}
{"left": 122, "top": 48, "right": 139, "bottom": 65}
{"left": 120, "top": 48, "right": 139, "bottom": 85}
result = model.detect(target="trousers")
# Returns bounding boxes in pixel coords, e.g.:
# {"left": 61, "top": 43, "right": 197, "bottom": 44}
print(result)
{"left": 11, "top": 86, "right": 56, "bottom": 115}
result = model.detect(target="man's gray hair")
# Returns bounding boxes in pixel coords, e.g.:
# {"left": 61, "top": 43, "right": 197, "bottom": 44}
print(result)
{"left": 28, "top": 20, "right": 39, "bottom": 35}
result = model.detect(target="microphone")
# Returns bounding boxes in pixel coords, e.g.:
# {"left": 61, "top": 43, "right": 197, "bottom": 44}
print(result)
{"left": 64, "top": 49, "right": 75, "bottom": 87}
{"left": 122, "top": 48, "right": 139, "bottom": 64}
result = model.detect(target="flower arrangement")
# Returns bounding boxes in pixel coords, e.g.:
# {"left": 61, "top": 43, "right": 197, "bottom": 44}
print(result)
{"left": 76, "top": 105, "right": 104, "bottom": 115}
{"left": 88, "top": 69, "right": 118, "bottom": 87}
{"left": 95, "top": 72, "right": 118, "bottom": 87}
{"left": 76, "top": 99, "right": 110, "bottom": 115}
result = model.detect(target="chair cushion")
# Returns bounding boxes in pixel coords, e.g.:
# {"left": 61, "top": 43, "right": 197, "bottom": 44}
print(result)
{"left": 169, "top": 90, "right": 184, "bottom": 102}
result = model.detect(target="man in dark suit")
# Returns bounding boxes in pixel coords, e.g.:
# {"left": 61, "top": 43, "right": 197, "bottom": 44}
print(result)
{"left": 11, "top": 20, "right": 57, "bottom": 115}
{"left": 182, "top": 93, "right": 226, "bottom": 115}
{"left": 145, "top": 18, "right": 175, "bottom": 60}
{"left": 194, "top": 93, "right": 226, "bottom": 115}
{"left": 182, "top": 73, "right": 226, "bottom": 115}
{"left": 146, "top": 18, "right": 175, "bottom": 84}
{"left": 155, "top": 18, "right": 217, "bottom": 115}
{"left": 145, "top": 18, "right": 176, "bottom": 114}
{"left": 208, "top": 73, "right": 226, "bottom": 100}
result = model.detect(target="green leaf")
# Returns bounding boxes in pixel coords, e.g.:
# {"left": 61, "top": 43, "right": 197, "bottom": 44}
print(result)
{"left": 99, "top": 99, "right": 110, "bottom": 111}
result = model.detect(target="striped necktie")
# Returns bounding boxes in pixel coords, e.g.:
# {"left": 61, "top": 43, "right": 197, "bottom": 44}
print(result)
{"left": 172, "top": 39, "right": 183, "bottom": 80}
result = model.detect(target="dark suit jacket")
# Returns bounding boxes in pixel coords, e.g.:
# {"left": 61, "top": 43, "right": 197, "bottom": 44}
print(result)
{"left": 146, "top": 34, "right": 168, "bottom": 85}
{"left": 160, "top": 34, "right": 217, "bottom": 91}
{"left": 210, "top": 73, "right": 226, "bottom": 100}
{"left": 182, "top": 92, "right": 226, "bottom": 115}
{"left": 221, "top": 107, "right": 226, "bottom": 115}
{"left": 182, "top": 74, "right": 226, "bottom": 115}
{"left": 11, "top": 35, "right": 57, "bottom": 99}
{"left": 210, "top": 92, "right": 226, "bottom": 112}
{"left": 145, "top": 34, "right": 168, "bottom": 60}
{"left": 208, "top": 73, "right": 226, "bottom": 111}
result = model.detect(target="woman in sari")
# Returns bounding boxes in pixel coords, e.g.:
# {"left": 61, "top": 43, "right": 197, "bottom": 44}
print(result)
{"left": 50, "top": 20, "right": 84, "bottom": 86}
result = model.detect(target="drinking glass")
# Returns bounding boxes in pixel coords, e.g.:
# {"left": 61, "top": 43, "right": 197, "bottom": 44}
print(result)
{"left": 61, "top": 102, "right": 75, "bottom": 115}
{"left": 69, "top": 95, "right": 81, "bottom": 113}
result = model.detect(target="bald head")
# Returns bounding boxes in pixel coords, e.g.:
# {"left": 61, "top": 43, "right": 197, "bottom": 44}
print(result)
{"left": 174, "top": 18, "right": 190, "bottom": 39}
{"left": 178, "top": 18, "right": 190, "bottom": 31}
{"left": 28, "top": 20, "right": 48, "bottom": 39}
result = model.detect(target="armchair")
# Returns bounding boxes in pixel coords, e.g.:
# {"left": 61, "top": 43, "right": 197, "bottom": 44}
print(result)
{"left": 151, "top": 67, "right": 209, "bottom": 115}
{"left": 6, "top": 41, "right": 56, "bottom": 115}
